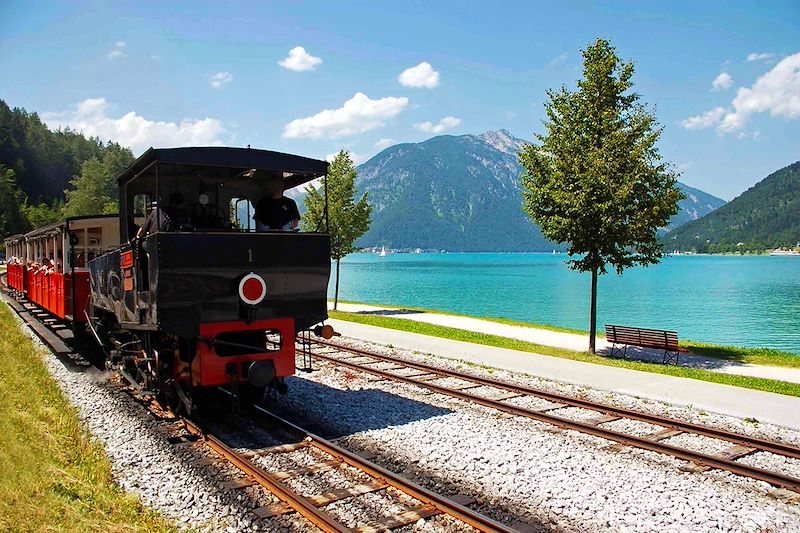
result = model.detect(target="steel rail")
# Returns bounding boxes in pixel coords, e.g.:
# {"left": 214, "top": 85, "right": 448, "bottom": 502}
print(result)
{"left": 305, "top": 341, "right": 800, "bottom": 493}
{"left": 182, "top": 419, "right": 352, "bottom": 533}
{"left": 311, "top": 339, "right": 800, "bottom": 459}
{"left": 252, "top": 404, "right": 517, "bottom": 533}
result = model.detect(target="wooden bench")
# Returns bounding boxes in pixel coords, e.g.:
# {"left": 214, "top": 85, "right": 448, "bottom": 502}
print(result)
{"left": 605, "top": 324, "right": 686, "bottom": 364}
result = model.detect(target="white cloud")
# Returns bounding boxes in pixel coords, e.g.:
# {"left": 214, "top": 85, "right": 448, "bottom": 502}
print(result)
{"left": 398, "top": 62, "right": 440, "bottom": 88}
{"left": 210, "top": 71, "right": 233, "bottom": 89}
{"left": 747, "top": 52, "right": 774, "bottom": 62}
{"left": 42, "top": 98, "right": 225, "bottom": 155}
{"left": 680, "top": 107, "right": 726, "bottom": 130}
{"left": 413, "top": 116, "right": 461, "bottom": 134}
{"left": 548, "top": 52, "right": 568, "bottom": 67}
{"left": 718, "top": 52, "right": 800, "bottom": 132}
{"left": 108, "top": 41, "right": 126, "bottom": 60}
{"left": 282, "top": 92, "right": 408, "bottom": 139}
{"left": 375, "top": 138, "right": 395, "bottom": 149}
{"left": 278, "top": 46, "right": 322, "bottom": 72}
{"left": 712, "top": 72, "right": 733, "bottom": 91}
{"left": 325, "top": 152, "right": 365, "bottom": 164}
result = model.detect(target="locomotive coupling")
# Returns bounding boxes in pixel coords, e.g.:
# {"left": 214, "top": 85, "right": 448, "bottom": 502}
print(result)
{"left": 313, "top": 324, "right": 338, "bottom": 339}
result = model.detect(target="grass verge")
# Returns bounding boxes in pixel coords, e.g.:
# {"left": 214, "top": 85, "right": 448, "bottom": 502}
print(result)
{"left": 331, "top": 299, "right": 800, "bottom": 369}
{"left": 0, "top": 303, "right": 176, "bottom": 532}
{"left": 329, "top": 310, "right": 800, "bottom": 398}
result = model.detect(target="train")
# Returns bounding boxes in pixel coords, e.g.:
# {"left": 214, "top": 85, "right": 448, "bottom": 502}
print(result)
{"left": 4, "top": 147, "right": 335, "bottom": 413}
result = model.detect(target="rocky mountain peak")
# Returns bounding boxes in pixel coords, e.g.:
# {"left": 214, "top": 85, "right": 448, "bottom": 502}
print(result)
{"left": 475, "top": 129, "right": 527, "bottom": 155}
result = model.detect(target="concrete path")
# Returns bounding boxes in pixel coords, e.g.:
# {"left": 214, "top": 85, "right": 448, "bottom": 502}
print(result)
{"left": 333, "top": 302, "right": 800, "bottom": 385}
{"left": 328, "top": 318, "right": 800, "bottom": 430}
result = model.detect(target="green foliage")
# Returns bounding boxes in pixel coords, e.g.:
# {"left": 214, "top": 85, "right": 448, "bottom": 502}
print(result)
{"left": 0, "top": 166, "right": 30, "bottom": 237}
{"left": 520, "top": 38, "right": 682, "bottom": 275}
{"left": 0, "top": 99, "right": 133, "bottom": 238}
{"left": 303, "top": 150, "right": 372, "bottom": 260}
{"left": 303, "top": 150, "right": 372, "bottom": 308}
{"left": 519, "top": 38, "right": 682, "bottom": 352}
{"left": 62, "top": 158, "right": 119, "bottom": 217}
{"left": 61, "top": 145, "right": 133, "bottom": 217}
{"left": 663, "top": 161, "right": 800, "bottom": 253}
{"left": 22, "top": 198, "right": 64, "bottom": 228}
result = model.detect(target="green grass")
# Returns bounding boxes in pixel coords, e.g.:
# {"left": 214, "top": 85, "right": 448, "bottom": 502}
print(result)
{"left": 0, "top": 303, "right": 176, "bottom": 532}
{"left": 332, "top": 299, "right": 800, "bottom": 368}
{"left": 329, "top": 309, "right": 800, "bottom": 398}
{"left": 681, "top": 341, "right": 800, "bottom": 369}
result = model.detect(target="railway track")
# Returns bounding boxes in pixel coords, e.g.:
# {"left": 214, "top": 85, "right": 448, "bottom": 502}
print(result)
{"left": 302, "top": 338, "right": 800, "bottom": 496}
{"left": 0, "top": 287, "right": 517, "bottom": 533}
{"left": 175, "top": 405, "right": 516, "bottom": 532}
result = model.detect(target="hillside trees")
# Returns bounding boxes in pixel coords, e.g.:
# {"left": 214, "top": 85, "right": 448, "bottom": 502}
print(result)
{"left": 519, "top": 38, "right": 682, "bottom": 353}
{"left": 0, "top": 99, "right": 134, "bottom": 240}
{"left": 302, "top": 150, "right": 372, "bottom": 309}
{"left": 0, "top": 166, "right": 29, "bottom": 237}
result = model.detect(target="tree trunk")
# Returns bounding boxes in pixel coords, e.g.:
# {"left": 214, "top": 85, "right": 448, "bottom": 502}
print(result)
{"left": 334, "top": 258, "right": 341, "bottom": 311}
{"left": 589, "top": 266, "right": 598, "bottom": 354}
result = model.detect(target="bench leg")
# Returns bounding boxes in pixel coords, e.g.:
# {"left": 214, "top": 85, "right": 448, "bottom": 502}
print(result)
{"left": 610, "top": 343, "right": 626, "bottom": 358}
{"left": 662, "top": 350, "right": 679, "bottom": 365}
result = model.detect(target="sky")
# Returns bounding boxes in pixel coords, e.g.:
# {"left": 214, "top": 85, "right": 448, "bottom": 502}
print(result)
{"left": 1, "top": 1, "right": 798, "bottom": 200}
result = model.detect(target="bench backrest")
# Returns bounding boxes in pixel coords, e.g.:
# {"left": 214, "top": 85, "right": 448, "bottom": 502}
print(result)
{"left": 605, "top": 324, "right": 679, "bottom": 351}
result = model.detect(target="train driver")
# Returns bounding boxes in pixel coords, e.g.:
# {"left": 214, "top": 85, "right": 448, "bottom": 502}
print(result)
{"left": 254, "top": 176, "right": 300, "bottom": 232}
{"left": 135, "top": 192, "right": 189, "bottom": 239}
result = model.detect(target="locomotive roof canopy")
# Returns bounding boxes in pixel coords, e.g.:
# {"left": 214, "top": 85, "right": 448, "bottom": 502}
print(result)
{"left": 117, "top": 147, "right": 329, "bottom": 189}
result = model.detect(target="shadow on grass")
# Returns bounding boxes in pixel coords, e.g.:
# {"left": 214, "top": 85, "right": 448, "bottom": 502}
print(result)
{"left": 356, "top": 308, "right": 423, "bottom": 316}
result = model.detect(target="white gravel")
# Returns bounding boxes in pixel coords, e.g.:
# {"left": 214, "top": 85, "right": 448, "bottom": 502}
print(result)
{"left": 11, "top": 294, "right": 800, "bottom": 533}
{"left": 275, "top": 337, "right": 800, "bottom": 532}
{"left": 8, "top": 308, "right": 316, "bottom": 532}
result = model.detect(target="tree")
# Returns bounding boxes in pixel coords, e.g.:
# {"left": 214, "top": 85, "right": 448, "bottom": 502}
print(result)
{"left": 62, "top": 157, "right": 120, "bottom": 217}
{"left": 0, "top": 166, "right": 30, "bottom": 238}
{"left": 519, "top": 38, "right": 683, "bottom": 353}
{"left": 302, "top": 150, "right": 372, "bottom": 310}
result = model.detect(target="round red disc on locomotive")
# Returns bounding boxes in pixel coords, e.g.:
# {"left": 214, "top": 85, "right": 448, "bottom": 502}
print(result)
{"left": 238, "top": 272, "right": 267, "bottom": 305}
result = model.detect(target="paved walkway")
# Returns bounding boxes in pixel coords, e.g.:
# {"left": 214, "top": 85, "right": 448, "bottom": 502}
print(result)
{"left": 329, "top": 303, "right": 800, "bottom": 429}
{"left": 333, "top": 302, "right": 800, "bottom": 384}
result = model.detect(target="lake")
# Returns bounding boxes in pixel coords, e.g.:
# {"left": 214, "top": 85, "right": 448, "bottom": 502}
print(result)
{"left": 330, "top": 253, "right": 800, "bottom": 354}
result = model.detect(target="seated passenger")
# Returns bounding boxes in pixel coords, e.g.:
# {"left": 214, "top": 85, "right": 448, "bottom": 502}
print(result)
{"left": 254, "top": 176, "right": 300, "bottom": 232}
{"left": 136, "top": 192, "right": 189, "bottom": 238}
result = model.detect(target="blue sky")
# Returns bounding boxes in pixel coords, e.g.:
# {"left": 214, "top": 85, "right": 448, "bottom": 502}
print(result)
{"left": 1, "top": 0, "right": 798, "bottom": 200}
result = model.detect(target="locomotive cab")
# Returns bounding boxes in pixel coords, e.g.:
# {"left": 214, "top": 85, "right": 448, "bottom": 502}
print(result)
{"left": 89, "top": 147, "right": 332, "bottom": 409}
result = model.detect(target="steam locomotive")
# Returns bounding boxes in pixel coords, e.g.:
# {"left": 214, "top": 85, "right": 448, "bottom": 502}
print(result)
{"left": 5, "top": 147, "right": 334, "bottom": 412}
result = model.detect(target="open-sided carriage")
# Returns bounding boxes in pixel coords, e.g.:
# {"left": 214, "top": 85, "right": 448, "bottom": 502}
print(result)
{"left": 5, "top": 216, "right": 122, "bottom": 328}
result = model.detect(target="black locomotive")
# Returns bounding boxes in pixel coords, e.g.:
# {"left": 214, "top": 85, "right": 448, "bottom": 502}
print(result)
{"left": 9, "top": 146, "right": 334, "bottom": 413}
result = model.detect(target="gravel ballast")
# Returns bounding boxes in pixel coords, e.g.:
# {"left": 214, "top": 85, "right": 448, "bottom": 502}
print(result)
{"left": 11, "top": 300, "right": 800, "bottom": 532}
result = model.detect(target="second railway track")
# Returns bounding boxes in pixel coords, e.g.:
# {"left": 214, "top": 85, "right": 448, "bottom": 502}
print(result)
{"left": 302, "top": 338, "right": 800, "bottom": 496}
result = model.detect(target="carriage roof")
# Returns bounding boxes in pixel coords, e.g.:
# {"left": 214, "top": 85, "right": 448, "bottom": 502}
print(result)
{"left": 117, "top": 147, "right": 329, "bottom": 190}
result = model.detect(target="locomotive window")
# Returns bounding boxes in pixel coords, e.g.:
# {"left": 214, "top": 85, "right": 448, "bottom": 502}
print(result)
{"left": 230, "top": 198, "right": 256, "bottom": 232}
{"left": 214, "top": 329, "right": 282, "bottom": 357}
{"left": 133, "top": 194, "right": 151, "bottom": 216}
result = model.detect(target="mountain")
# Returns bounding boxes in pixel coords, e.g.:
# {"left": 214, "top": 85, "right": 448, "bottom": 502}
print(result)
{"left": 663, "top": 161, "right": 800, "bottom": 253}
{"left": 354, "top": 130, "right": 725, "bottom": 252}
{"left": 672, "top": 183, "right": 727, "bottom": 229}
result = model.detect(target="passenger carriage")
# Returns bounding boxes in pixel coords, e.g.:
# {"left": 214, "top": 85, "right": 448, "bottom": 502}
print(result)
{"left": 4, "top": 216, "right": 122, "bottom": 324}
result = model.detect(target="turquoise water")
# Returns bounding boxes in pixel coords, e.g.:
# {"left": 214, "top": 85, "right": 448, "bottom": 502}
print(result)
{"left": 330, "top": 253, "right": 800, "bottom": 354}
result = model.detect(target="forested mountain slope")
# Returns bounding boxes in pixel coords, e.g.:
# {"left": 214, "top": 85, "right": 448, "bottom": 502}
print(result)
{"left": 663, "top": 161, "right": 800, "bottom": 253}
{"left": 0, "top": 99, "right": 133, "bottom": 239}
{"left": 354, "top": 131, "right": 725, "bottom": 251}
